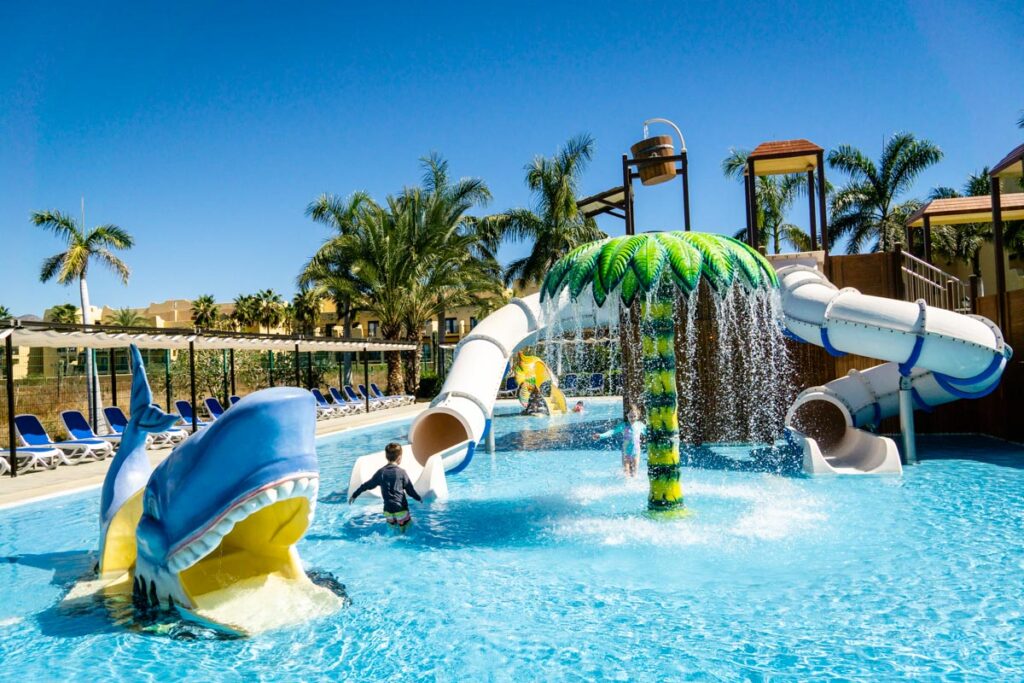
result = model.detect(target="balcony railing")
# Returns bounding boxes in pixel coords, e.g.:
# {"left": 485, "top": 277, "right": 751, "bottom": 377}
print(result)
{"left": 898, "top": 249, "right": 971, "bottom": 314}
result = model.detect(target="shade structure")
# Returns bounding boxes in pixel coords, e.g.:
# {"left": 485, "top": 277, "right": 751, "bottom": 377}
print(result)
{"left": 906, "top": 193, "right": 1024, "bottom": 227}
{"left": 0, "top": 320, "right": 416, "bottom": 353}
{"left": 991, "top": 143, "right": 1024, "bottom": 179}
{"left": 747, "top": 139, "right": 823, "bottom": 176}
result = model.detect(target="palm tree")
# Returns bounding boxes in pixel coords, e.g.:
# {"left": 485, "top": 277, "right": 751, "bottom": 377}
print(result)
{"left": 722, "top": 149, "right": 811, "bottom": 254}
{"left": 48, "top": 303, "right": 80, "bottom": 324}
{"left": 827, "top": 133, "right": 943, "bottom": 253}
{"left": 33, "top": 209, "right": 134, "bottom": 422}
{"left": 108, "top": 307, "right": 147, "bottom": 327}
{"left": 253, "top": 289, "right": 284, "bottom": 334}
{"left": 231, "top": 294, "right": 258, "bottom": 331}
{"left": 418, "top": 153, "right": 501, "bottom": 382}
{"left": 292, "top": 288, "right": 323, "bottom": 336}
{"left": 191, "top": 294, "right": 219, "bottom": 328}
{"left": 0, "top": 305, "right": 10, "bottom": 320}
{"left": 496, "top": 134, "right": 606, "bottom": 289}
{"left": 303, "top": 192, "right": 374, "bottom": 383}
{"left": 542, "top": 231, "right": 776, "bottom": 512}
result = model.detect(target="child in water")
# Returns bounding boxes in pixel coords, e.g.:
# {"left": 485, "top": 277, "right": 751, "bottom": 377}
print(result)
{"left": 348, "top": 442, "right": 422, "bottom": 533}
{"left": 572, "top": 401, "right": 585, "bottom": 414}
{"left": 593, "top": 406, "right": 645, "bottom": 477}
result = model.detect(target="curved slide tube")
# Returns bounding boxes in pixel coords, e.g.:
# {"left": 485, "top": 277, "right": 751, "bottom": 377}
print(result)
{"left": 347, "top": 292, "right": 609, "bottom": 501}
{"left": 779, "top": 265, "right": 1012, "bottom": 474}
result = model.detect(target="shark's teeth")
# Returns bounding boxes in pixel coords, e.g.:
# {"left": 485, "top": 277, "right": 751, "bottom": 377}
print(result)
{"left": 167, "top": 474, "right": 319, "bottom": 573}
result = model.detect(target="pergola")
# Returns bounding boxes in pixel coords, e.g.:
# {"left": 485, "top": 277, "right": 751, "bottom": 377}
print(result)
{"left": 744, "top": 139, "right": 829, "bottom": 255}
{"left": 905, "top": 142, "right": 1024, "bottom": 329}
{"left": 1, "top": 319, "right": 416, "bottom": 477}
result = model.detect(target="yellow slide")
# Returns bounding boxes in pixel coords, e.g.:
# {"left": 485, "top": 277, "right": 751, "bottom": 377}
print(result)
{"left": 512, "top": 351, "right": 567, "bottom": 414}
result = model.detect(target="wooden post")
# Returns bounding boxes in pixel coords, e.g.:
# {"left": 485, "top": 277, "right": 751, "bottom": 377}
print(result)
{"left": 188, "top": 340, "right": 197, "bottom": 433}
{"left": 923, "top": 215, "right": 932, "bottom": 265}
{"left": 807, "top": 170, "right": 817, "bottom": 250}
{"left": 681, "top": 153, "right": 691, "bottom": 232}
{"left": 622, "top": 154, "right": 634, "bottom": 236}
{"left": 990, "top": 177, "right": 1008, "bottom": 330}
{"left": 969, "top": 274, "right": 979, "bottom": 314}
{"left": 109, "top": 348, "right": 117, "bottom": 408}
{"left": 815, "top": 151, "right": 829, "bottom": 256}
{"left": 747, "top": 158, "right": 758, "bottom": 250}
{"left": 6, "top": 333, "right": 16, "bottom": 478}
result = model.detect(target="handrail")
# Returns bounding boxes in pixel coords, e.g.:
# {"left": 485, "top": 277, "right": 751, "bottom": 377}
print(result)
{"left": 898, "top": 251, "right": 970, "bottom": 314}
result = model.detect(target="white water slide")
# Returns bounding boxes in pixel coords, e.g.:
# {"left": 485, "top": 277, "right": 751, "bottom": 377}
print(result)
{"left": 778, "top": 265, "right": 1011, "bottom": 475}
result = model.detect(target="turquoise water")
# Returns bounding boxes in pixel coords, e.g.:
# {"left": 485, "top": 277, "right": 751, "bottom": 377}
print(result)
{"left": 1, "top": 400, "right": 1023, "bottom": 681}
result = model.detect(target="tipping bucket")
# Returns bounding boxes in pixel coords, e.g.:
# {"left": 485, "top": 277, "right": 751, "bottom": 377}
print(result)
{"left": 630, "top": 135, "right": 676, "bottom": 186}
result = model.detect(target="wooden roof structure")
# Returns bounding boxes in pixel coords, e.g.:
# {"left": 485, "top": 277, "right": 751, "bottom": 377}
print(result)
{"left": 577, "top": 186, "right": 627, "bottom": 220}
{"left": 991, "top": 143, "right": 1024, "bottom": 179}
{"left": 907, "top": 193, "right": 1024, "bottom": 227}
{"left": 747, "top": 139, "right": 824, "bottom": 176}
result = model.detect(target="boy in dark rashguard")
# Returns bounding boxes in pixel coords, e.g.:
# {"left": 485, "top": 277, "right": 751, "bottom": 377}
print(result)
{"left": 348, "top": 442, "right": 422, "bottom": 532}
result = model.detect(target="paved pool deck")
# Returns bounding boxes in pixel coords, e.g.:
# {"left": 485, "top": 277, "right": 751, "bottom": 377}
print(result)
{"left": 0, "top": 401, "right": 427, "bottom": 509}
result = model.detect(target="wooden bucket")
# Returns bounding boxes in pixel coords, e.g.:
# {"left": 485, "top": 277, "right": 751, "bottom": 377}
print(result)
{"left": 630, "top": 135, "right": 676, "bottom": 186}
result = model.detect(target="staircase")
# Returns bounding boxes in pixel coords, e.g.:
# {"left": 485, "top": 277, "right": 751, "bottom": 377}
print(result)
{"left": 897, "top": 250, "right": 971, "bottom": 314}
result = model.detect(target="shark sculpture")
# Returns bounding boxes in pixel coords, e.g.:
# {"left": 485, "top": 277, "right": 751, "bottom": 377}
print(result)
{"left": 90, "top": 344, "right": 343, "bottom": 634}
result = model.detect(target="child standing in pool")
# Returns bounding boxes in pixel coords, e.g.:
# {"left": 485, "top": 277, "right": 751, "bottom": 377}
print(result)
{"left": 593, "top": 406, "right": 645, "bottom": 477}
{"left": 349, "top": 442, "right": 422, "bottom": 533}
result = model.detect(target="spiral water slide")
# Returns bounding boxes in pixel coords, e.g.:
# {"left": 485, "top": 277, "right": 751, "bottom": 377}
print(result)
{"left": 779, "top": 265, "right": 1011, "bottom": 475}
{"left": 348, "top": 293, "right": 608, "bottom": 501}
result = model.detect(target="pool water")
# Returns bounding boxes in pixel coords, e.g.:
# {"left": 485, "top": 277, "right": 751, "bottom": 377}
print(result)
{"left": 1, "top": 400, "right": 1023, "bottom": 681}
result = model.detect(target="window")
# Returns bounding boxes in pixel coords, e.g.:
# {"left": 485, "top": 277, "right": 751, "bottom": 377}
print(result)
{"left": 470, "top": 317, "right": 478, "bottom": 329}
{"left": 367, "top": 321, "right": 379, "bottom": 338}
{"left": 445, "top": 317, "right": 457, "bottom": 334}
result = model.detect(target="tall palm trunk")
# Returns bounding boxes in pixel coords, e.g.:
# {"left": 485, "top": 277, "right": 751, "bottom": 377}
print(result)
{"left": 436, "top": 303, "right": 445, "bottom": 375}
{"left": 404, "top": 328, "right": 421, "bottom": 395}
{"left": 382, "top": 323, "right": 404, "bottom": 395}
{"left": 641, "top": 296, "right": 683, "bottom": 511}
{"left": 79, "top": 276, "right": 103, "bottom": 426}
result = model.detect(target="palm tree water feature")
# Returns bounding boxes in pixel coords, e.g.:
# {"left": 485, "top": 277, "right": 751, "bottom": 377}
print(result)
{"left": 540, "top": 231, "right": 792, "bottom": 513}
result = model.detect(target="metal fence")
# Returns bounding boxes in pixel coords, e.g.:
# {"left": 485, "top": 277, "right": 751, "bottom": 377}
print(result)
{"left": 899, "top": 250, "right": 972, "bottom": 314}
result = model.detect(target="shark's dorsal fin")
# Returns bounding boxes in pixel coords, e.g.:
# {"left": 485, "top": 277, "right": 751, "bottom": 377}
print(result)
{"left": 128, "top": 345, "right": 180, "bottom": 434}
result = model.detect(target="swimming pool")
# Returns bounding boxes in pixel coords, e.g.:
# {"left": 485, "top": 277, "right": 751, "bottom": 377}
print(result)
{"left": 1, "top": 400, "right": 1023, "bottom": 680}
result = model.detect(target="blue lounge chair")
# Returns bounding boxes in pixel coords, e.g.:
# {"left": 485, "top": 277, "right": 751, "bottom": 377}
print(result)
{"left": 560, "top": 374, "right": 578, "bottom": 393}
{"left": 371, "top": 382, "right": 414, "bottom": 406}
{"left": 311, "top": 388, "right": 347, "bottom": 418}
{"left": 360, "top": 384, "right": 398, "bottom": 408}
{"left": 103, "top": 406, "right": 186, "bottom": 446}
{"left": 175, "top": 400, "right": 210, "bottom": 428}
{"left": 204, "top": 397, "right": 227, "bottom": 420}
{"left": 330, "top": 386, "right": 365, "bottom": 413}
{"left": 345, "top": 385, "right": 382, "bottom": 411}
{"left": 60, "top": 410, "right": 121, "bottom": 449}
{"left": 585, "top": 373, "right": 605, "bottom": 395}
{"left": 229, "top": 395, "right": 241, "bottom": 405}
{"left": 15, "top": 413, "right": 110, "bottom": 464}
{"left": 1, "top": 446, "right": 59, "bottom": 474}
{"left": 497, "top": 376, "right": 518, "bottom": 398}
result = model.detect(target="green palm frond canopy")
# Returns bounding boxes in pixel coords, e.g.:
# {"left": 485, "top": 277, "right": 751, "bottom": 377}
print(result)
{"left": 540, "top": 231, "right": 777, "bottom": 306}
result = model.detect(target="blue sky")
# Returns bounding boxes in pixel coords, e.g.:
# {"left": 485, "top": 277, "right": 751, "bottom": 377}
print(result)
{"left": 2, "top": 0, "right": 1021, "bottom": 316}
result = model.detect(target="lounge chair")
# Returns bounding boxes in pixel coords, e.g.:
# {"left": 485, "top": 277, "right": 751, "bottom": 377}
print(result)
{"left": 229, "top": 395, "right": 241, "bottom": 405}
{"left": 103, "top": 406, "right": 186, "bottom": 446}
{"left": 14, "top": 413, "right": 111, "bottom": 464}
{"left": 1, "top": 446, "right": 60, "bottom": 474}
{"left": 560, "top": 374, "right": 578, "bottom": 394}
{"left": 345, "top": 385, "right": 382, "bottom": 411}
{"left": 204, "top": 397, "right": 227, "bottom": 420}
{"left": 360, "top": 384, "right": 399, "bottom": 409}
{"left": 311, "top": 388, "right": 347, "bottom": 418}
{"left": 497, "top": 376, "right": 518, "bottom": 398}
{"left": 587, "top": 373, "right": 605, "bottom": 395}
{"left": 174, "top": 400, "right": 210, "bottom": 428}
{"left": 329, "top": 386, "right": 365, "bottom": 414}
{"left": 371, "top": 382, "right": 414, "bottom": 406}
{"left": 60, "top": 410, "right": 121, "bottom": 449}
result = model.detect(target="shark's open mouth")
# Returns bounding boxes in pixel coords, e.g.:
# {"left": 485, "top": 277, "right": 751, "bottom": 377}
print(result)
{"left": 169, "top": 474, "right": 319, "bottom": 591}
